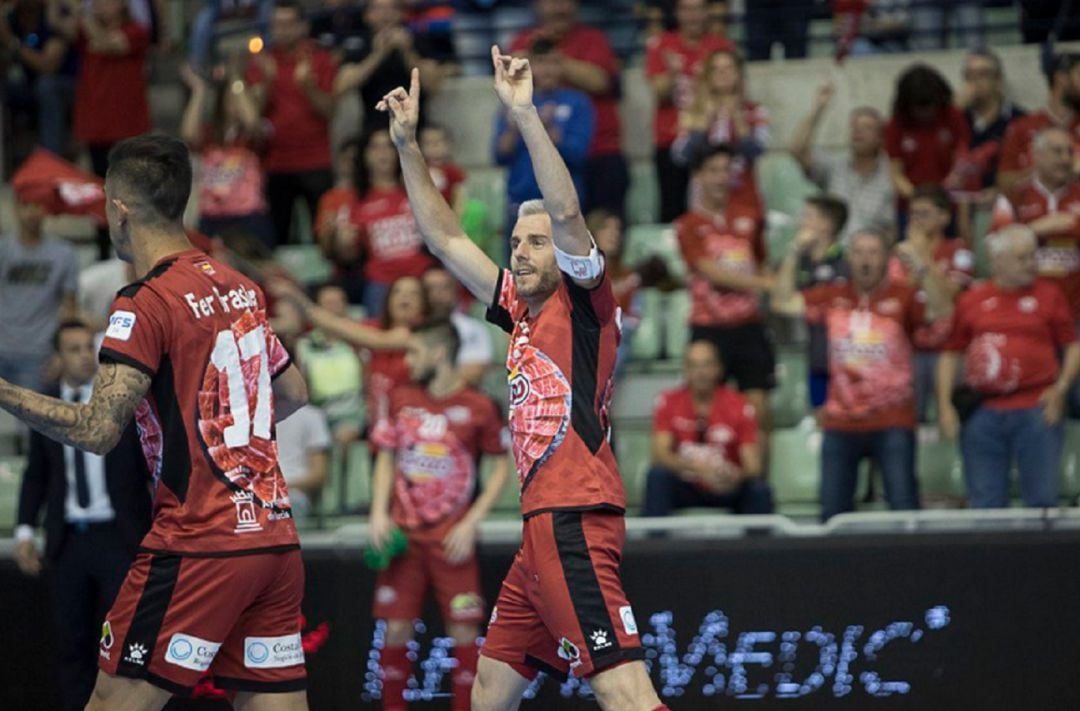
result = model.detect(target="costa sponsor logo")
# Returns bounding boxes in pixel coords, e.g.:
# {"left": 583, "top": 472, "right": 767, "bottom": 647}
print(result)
{"left": 164, "top": 633, "right": 221, "bottom": 672}
{"left": 244, "top": 634, "right": 305, "bottom": 669}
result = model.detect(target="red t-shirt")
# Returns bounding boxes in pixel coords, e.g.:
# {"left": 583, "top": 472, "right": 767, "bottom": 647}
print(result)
{"left": 245, "top": 43, "right": 336, "bottom": 173}
{"left": 998, "top": 109, "right": 1080, "bottom": 177}
{"left": 885, "top": 106, "right": 970, "bottom": 187}
{"left": 370, "top": 384, "right": 508, "bottom": 540}
{"left": 644, "top": 32, "right": 735, "bottom": 148}
{"left": 98, "top": 250, "right": 298, "bottom": 555}
{"left": 350, "top": 187, "right": 435, "bottom": 284}
{"left": 510, "top": 25, "right": 621, "bottom": 156}
{"left": 314, "top": 186, "right": 358, "bottom": 243}
{"left": 486, "top": 268, "right": 623, "bottom": 516}
{"left": 803, "top": 281, "right": 923, "bottom": 431}
{"left": 675, "top": 207, "right": 767, "bottom": 327}
{"left": 991, "top": 177, "right": 1080, "bottom": 316}
{"left": 652, "top": 385, "right": 757, "bottom": 476}
{"left": 198, "top": 142, "right": 267, "bottom": 218}
{"left": 73, "top": 24, "right": 151, "bottom": 144}
{"left": 944, "top": 279, "right": 1077, "bottom": 409}
{"left": 888, "top": 238, "right": 975, "bottom": 351}
{"left": 360, "top": 318, "right": 409, "bottom": 424}
{"left": 430, "top": 162, "right": 466, "bottom": 205}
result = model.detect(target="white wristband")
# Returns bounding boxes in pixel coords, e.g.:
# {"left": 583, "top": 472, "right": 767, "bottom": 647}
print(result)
{"left": 554, "top": 235, "right": 604, "bottom": 281}
{"left": 14, "top": 525, "right": 35, "bottom": 543}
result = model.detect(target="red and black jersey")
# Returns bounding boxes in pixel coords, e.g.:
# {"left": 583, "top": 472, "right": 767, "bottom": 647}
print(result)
{"left": 99, "top": 249, "right": 298, "bottom": 556}
{"left": 486, "top": 268, "right": 624, "bottom": 517}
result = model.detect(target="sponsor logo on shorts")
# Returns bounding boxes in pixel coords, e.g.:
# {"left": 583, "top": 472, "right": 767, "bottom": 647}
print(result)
{"left": 244, "top": 634, "right": 305, "bottom": 669}
{"left": 375, "top": 585, "right": 397, "bottom": 605}
{"left": 556, "top": 637, "right": 581, "bottom": 669}
{"left": 100, "top": 621, "right": 113, "bottom": 651}
{"left": 619, "top": 606, "right": 638, "bottom": 636}
{"left": 124, "top": 643, "right": 148, "bottom": 667}
{"left": 105, "top": 311, "right": 136, "bottom": 341}
{"left": 449, "top": 593, "right": 483, "bottom": 620}
{"left": 164, "top": 633, "right": 221, "bottom": 672}
{"left": 589, "top": 628, "right": 612, "bottom": 652}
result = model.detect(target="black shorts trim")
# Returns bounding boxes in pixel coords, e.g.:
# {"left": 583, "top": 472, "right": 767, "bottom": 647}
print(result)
{"left": 137, "top": 543, "right": 301, "bottom": 558}
{"left": 551, "top": 510, "right": 622, "bottom": 660}
{"left": 116, "top": 554, "right": 182, "bottom": 678}
{"left": 99, "top": 348, "right": 157, "bottom": 378}
{"left": 523, "top": 654, "right": 569, "bottom": 683}
{"left": 522, "top": 503, "right": 625, "bottom": 520}
{"left": 214, "top": 675, "right": 308, "bottom": 693}
{"left": 586, "top": 647, "right": 647, "bottom": 678}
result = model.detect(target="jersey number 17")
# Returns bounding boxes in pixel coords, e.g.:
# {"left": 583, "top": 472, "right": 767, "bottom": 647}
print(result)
{"left": 211, "top": 326, "right": 273, "bottom": 449}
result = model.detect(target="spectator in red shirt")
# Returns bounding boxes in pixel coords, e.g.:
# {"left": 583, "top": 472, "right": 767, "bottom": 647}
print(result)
{"left": 314, "top": 138, "right": 364, "bottom": 302}
{"left": 419, "top": 124, "right": 467, "bottom": 211}
{"left": 938, "top": 224, "right": 1080, "bottom": 508}
{"left": 53, "top": 0, "right": 151, "bottom": 177}
{"left": 675, "top": 144, "right": 775, "bottom": 438}
{"left": 245, "top": 0, "right": 337, "bottom": 246}
{"left": 997, "top": 52, "right": 1080, "bottom": 193}
{"left": 991, "top": 126, "right": 1080, "bottom": 320}
{"left": 643, "top": 339, "right": 773, "bottom": 516}
{"left": 644, "top": 0, "right": 735, "bottom": 222}
{"left": 672, "top": 48, "right": 768, "bottom": 215}
{"left": 509, "top": 0, "right": 627, "bottom": 215}
{"left": 885, "top": 64, "right": 969, "bottom": 214}
{"left": 889, "top": 186, "right": 975, "bottom": 421}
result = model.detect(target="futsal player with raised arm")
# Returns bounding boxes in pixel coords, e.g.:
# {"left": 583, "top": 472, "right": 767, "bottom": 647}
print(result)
{"left": 376, "top": 49, "right": 669, "bottom": 711}
{"left": 0, "top": 135, "right": 312, "bottom": 711}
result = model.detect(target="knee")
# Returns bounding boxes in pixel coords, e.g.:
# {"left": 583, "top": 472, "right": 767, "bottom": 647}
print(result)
{"left": 384, "top": 619, "right": 414, "bottom": 647}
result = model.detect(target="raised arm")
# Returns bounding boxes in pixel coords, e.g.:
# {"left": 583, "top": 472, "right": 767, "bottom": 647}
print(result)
{"left": 493, "top": 46, "right": 592, "bottom": 260}
{"left": 790, "top": 81, "right": 833, "bottom": 174}
{"left": 268, "top": 280, "right": 412, "bottom": 351}
{"left": 377, "top": 69, "right": 500, "bottom": 302}
{"left": 0, "top": 362, "right": 150, "bottom": 455}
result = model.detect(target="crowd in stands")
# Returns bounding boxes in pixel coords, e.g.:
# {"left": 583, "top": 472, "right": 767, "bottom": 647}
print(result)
{"left": 5, "top": 0, "right": 1080, "bottom": 525}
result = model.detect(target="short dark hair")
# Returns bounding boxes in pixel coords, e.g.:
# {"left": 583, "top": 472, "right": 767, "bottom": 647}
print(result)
{"left": 273, "top": 0, "right": 304, "bottom": 19}
{"left": 806, "top": 195, "right": 849, "bottom": 238}
{"left": 53, "top": 320, "right": 92, "bottom": 351}
{"left": 691, "top": 143, "right": 735, "bottom": 173}
{"left": 910, "top": 184, "right": 952, "bottom": 214}
{"left": 106, "top": 134, "right": 192, "bottom": 224}
{"left": 415, "top": 320, "right": 461, "bottom": 364}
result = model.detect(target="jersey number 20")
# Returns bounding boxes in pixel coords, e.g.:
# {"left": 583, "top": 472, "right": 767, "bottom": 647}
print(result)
{"left": 211, "top": 326, "right": 272, "bottom": 448}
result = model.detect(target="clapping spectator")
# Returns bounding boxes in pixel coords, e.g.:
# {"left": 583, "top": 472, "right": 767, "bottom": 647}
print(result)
{"left": 180, "top": 61, "right": 274, "bottom": 248}
{"left": 643, "top": 340, "right": 773, "bottom": 516}
{"left": 938, "top": 225, "right": 1080, "bottom": 508}
{"left": 1, "top": 0, "right": 77, "bottom": 158}
{"left": 421, "top": 267, "right": 491, "bottom": 388}
{"left": 791, "top": 81, "right": 896, "bottom": 243}
{"left": 509, "top": 0, "right": 626, "bottom": 215}
{"left": 672, "top": 49, "right": 768, "bottom": 214}
{"left": 494, "top": 38, "right": 594, "bottom": 244}
{"left": 645, "top": 0, "right": 735, "bottom": 222}
{"left": 245, "top": 0, "right": 337, "bottom": 246}
{"left": 275, "top": 403, "right": 332, "bottom": 520}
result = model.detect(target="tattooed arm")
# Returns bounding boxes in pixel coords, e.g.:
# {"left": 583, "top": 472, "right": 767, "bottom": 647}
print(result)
{"left": 0, "top": 362, "right": 151, "bottom": 456}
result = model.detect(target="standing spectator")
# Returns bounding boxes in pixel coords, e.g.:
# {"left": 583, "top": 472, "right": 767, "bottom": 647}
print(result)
{"left": 51, "top": 0, "right": 150, "bottom": 177}
{"left": 889, "top": 186, "right": 975, "bottom": 421}
{"left": 997, "top": 52, "right": 1080, "bottom": 193}
{"left": 0, "top": 174, "right": 79, "bottom": 392}
{"left": 778, "top": 228, "right": 952, "bottom": 520}
{"left": 296, "top": 284, "right": 364, "bottom": 436}
{"left": 672, "top": 49, "right": 768, "bottom": 214}
{"left": 743, "top": 0, "right": 813, "bottom": 60}
{"left": 13, "top": 321, "right": 151, "bottom": 711}
{"left": 1, "top": 0, "right": 77, "bottom": 157}
{"left": 772, "top": 195, "right": 849, "bottom": 409}
{"left": 910, "top": 0, "right": 983, "bottom": 51}
{"left": 938, "top": 225, "right": 1080, "bottom": 508}
{"left": 315, "top": 138, "right": 364, "bottom": 303}
{"left": 420, "top": 123, "right": 467, "bottom": 210}
{"left": 179, "top": 63, "right": 274, "bottom": 248}
{"left": 509, "top": 0, "right": 627, "bottom": 215}
{"left": 885, "top": 64, "right": 970, "bottom": 218}
{"left": 494, "top": 38, "right": 594, "bottom": 244}
{"left": 992, "top": 127, "right": 1080, "bottom": 321}
{"left": 643, "top": 339, "right": 773, "bottom": 516}
{"left": 644, "top": 0, "right": 735, "bottom": 222}
{"left": 275, "top": 403, "right": 331, "bottom": 519}
{"left": 245, "top": 0, "right": 337, "bottom": 246}
{"left": 421, "top": 266, "right": 492, "bottom": 387}
{"left": 791, "top": 81, "right": 896, "bottom": 243}
{"left": 333, "top": 0, "right": 444, "bottom": 130}
{"left": 675, "top": 144, "right": 774, "bottom": 439}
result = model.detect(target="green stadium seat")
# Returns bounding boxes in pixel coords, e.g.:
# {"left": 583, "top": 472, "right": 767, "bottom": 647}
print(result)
{"left": 1060, "top": 422, "right": 1080, "bottom": 502}
{"left": 274, "top": 245, "right": 333, "bottom": 285}
{"left": 630, "top": 289, "right": 663, "bottom": 361}
{"left": 664, "top": 290, "right": 691, "bottom": 361}
{"left": 614, "top": 426, "right": 653, "bottom": 513}
{"left": 770, "top": 348, "right": 809, "bottom": 428}
{"left": 756, "top": 153, "right": 817, "bottom": 218}
{"left": 916, "top": 426, "right": 965, "bottom": 503}
{"left": 342, "top": 441, "right": 372, "bottom": 513}
{"left": 625, "top": 160, "right": 659, "bottom": 226}
{"left": 624, "top": 224, "right": 688, "bottom": 280}
{"left": 465, "top": 168, "right": 508, "bottom": 243}
{"left": 769, "top": 425, "right": 821, "bottom": 509}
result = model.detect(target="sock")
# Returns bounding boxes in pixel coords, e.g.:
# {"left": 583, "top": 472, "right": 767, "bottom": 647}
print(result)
{"left": 652, "top": 706, "right": 671, "bottom": 711}
{"left": 452, "top": 642, "right": 480, "bottom": 711}
{"left": 381, "top": 645, "right": 410, "bottom": 711}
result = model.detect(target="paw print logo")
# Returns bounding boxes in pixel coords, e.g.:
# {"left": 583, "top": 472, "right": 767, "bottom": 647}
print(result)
{"left": 126, "top": 643, "right": 148, "bottom": 665}
{"left": 589, "top": 629, "right": 612, "bottom": 651}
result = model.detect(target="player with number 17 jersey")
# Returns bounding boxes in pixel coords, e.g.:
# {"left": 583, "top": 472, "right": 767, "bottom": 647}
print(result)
{"left": 96, "top": 249, "right": 306, "bottom": 696}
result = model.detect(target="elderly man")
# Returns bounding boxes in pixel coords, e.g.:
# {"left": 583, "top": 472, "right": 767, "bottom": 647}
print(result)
{"left": 791, "top": 81, "right": 896, "bottom": 243}
{"left": 938, "top": 225, "right": 1080, "bottom": 508}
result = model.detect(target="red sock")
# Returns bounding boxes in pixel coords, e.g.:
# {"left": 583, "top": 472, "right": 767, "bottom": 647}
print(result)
{"left": 652, "top": 706, "right": 671, "bottom": 711}
{"left": 381, "top": 645, "right": 410, "bottom": 711}
{"left": 452, "top": 642, "right": 479, "bottom": 711}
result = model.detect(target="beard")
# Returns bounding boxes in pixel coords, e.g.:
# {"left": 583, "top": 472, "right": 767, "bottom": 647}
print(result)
{"left": 514, "top": 265, "right": 562, "bottom": 300}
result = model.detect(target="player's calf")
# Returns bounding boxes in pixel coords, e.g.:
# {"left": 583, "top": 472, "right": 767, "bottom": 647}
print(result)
{"left": 589, "top": 660, "right": 665, "bottom": 711}
{"left": 471, "top": 656, "right": 531, "bottom": 711}
{"left": 447, "top": 623, "right": 481, "bottom": 711}
{"left": 84, "top": 671, "right": 171, "bottom": 711}
{"left": 380, "top": 619, "right": 415, "bottom": 711}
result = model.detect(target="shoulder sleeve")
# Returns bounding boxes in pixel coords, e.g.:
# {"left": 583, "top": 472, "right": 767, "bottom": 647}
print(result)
{"left": 734, "top": 394, "right": 759, "bottom": 445}
{"left": 98, "top": 286, "right": 168, "bottom": 377}
{"left": 675, "top": 217, "right": 705, "bottom": 267}
{"left": 652, "top": 391, "right": 674, "bottom": 433}
{"left": 485, "top": 269, "right": 517, "bottom": 334}
{"left": 479, "top": 397, "right": 509, "bottom": 455}
{"left": 643, "top": 36, "right": 665, "bottom": 78}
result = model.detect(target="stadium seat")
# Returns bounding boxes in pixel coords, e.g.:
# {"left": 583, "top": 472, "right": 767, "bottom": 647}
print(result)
{"left": 624, "top": 223, "right": 688, "bottom": 280}
{"left": 625, "top": 159, "right": 659, "bottom": 226}
{"left": 630, "top": 289, "right": 664, "bottom": 361}
{"left": 1060, "top": 422, "right": 1080, "bottom": 503}
{"left": 274, "top": 245, "right": 333, "bottom": 285}
{"left": 770, "top": 348, "right": 810, "bottom": 428}
{"left": 342, "top": 441, "right": 372, "bottom": 514}
{"left": 664, "top": 290, "right": 691, "bottom": 361}
{"left": 916, "top": 426, "right": 966, "bottom": 504}
{"left": 769, "top": 424, "right": 821, "bottom": 516}
{"left": 464, "top": 167, "right": 508, "bottom": 247}
{"left": 756, "top": 153, "right": 817, "bottom": 219}
{"left": 614, "top": 426, "right": 653, "bottom": 513}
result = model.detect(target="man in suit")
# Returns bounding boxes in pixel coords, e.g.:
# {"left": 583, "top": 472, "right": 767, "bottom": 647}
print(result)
{"left": 13, "top": 320, "right": 152, "bottom": 711}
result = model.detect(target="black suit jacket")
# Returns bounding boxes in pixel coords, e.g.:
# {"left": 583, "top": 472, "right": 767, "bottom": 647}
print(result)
{"left": 16, "top": 401, "right": 153, "bottom": 561}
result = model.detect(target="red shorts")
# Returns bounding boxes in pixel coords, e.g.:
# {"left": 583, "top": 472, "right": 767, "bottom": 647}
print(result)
{"left": 98, "top": 548, "right": 306, "bottom": 695}
{"left": 373, "top": 529, "right": 485, "bottom": 625}
{"left": 481, "top": 510, "right": 643, "bottom": 680}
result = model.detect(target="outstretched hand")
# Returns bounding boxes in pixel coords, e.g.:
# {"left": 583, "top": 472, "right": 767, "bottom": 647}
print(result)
{"left": 376, "top": 67, "right": 421, "bottom": 148}
{"left": 492, "top": 45, "right": 533, "bottom": 111}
